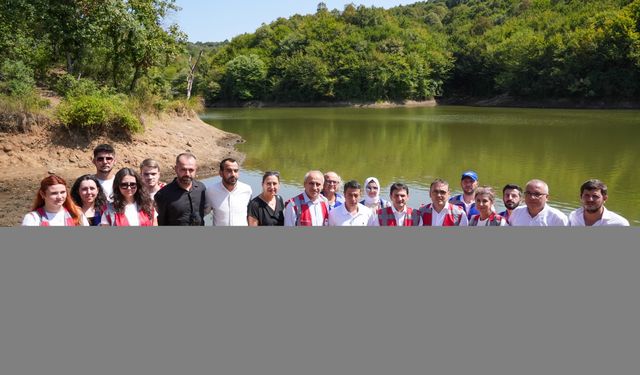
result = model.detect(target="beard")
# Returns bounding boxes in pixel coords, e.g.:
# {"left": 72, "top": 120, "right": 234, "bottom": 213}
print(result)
{"left": 585, "top": 204, "right": 602, "bottom": 213}
{"left": 504, "top": 201, "right": 519, "bottom": 210}
{"left": 179, "top": 176, "right": 193, "bottom": 184}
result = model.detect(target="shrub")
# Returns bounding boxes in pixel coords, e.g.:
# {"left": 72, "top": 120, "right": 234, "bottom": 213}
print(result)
{"left": 53, "top": 74, "right": 108, "bottom": 98}
{"left": 56, "top": 94, "right": 143, "bottom": 134}
{"left": 0, "top": 60, "right": 36, "bottom": 97}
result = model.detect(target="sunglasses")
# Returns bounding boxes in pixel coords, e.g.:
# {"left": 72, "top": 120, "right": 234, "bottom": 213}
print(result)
{"left": 119, "top": 182, "right": 137, "bottom": 189}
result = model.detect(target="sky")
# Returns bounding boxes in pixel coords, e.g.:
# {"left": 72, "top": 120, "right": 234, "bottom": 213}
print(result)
{"left": 171, "top": 1, "right": 419, "bottom": 43}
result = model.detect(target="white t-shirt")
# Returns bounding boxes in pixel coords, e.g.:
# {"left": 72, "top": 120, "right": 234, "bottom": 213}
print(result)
{"left": 476, "top": 217, "right": 508, "bottom": 226}
{"left": 568, "top": 207, "right": 630, "bottom": 226}
{"left": 328, "top": 203, "right": 378, "bottom": 226}
{"left": 22, "top": 209, "right": 88, "bottom": 226}
{"left": 98, "top": 176, "right": 115, "bottom": 202}
{"left": 205, "top": 181, "right": 252, "bottom": 226}
{"left": 101, "top": 203, "right": 141, "bottom": 226}
{"left": 509, "top": 205, "right": 569, "bottom": 226}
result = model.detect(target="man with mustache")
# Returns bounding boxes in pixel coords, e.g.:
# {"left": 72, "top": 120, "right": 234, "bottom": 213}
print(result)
{"left": 154, "top": 152, "right": 208, "bottom": 226}
{"left": 568, "top": 179, "right": 629, "bottom": 226}
{"left": 205, "top": 158, "right": 253, "bottom": 226}
{"left": 509, "top": 179, "right": 568, "bottom": 226}
{"left": 498, "top": 184, "right": 522, "bottom": 224}
{"left": 284, "top": 170, "right": 329, "bottom": 226}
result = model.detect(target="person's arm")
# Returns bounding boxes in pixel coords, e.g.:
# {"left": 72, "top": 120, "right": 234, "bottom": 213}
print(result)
{"left": 459, "top": 212, "right": 469, "bottom": 226}
{"left": 154, "top": 191, "right": 168, "bottom": 226}
{"left": 368, "top": 208, "right": 379, "bottom": 226}
{"left": 247, "top": 199, "right": 259, "bottom": 226}
{"left": 283, "top": 201, "right": 296, "bottom": 227}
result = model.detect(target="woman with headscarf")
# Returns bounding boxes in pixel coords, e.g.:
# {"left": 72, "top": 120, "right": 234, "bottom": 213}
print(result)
{"left": 22, "top": 174, "right": 88, "bottom": 226}
{"left": 101, "top": 168, "right": 156, "bottom": 226}
{"left": 70, "top": 174, "right": 108, "bottom": 226}
{"left": 360, "top": 177, "right": 391, "bottom": 211}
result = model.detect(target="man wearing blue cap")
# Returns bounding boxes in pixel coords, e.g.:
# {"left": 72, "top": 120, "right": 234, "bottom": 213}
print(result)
{"left": 449, "top": 170, "right": 480, "bottom": 219}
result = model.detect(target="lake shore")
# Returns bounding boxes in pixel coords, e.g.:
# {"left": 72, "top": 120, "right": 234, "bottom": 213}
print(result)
{"left": 0, "top": 113, "right": 245, "bottom": 226}
{"left": 207, "top": 99, "right": 438, "bottom": 108}
{"left": 438, "top": 95, "right": 640, "bottom": 109}
{"left": 207, "top": 96, "right": 640, "bottom": 109}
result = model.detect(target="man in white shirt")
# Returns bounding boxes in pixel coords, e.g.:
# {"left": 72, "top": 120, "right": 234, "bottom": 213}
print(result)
{"left": 205, "top": 158, "right": 252, "bottom": 226}
{"left": 92, "top": 144, "right": 116, "bottom": 202}
{"left": 328, "top": 180, "right": 377, "bottom": 226}
{"left": 284, "top": 170, "right": 329, "bottom": 226}
{"left": 373, "top": 182, "right": 421, "bottom": 226}
{"left": 418, "top": 179, "right": 468, "bottom": 226}
{"left": 569, "top": 179, "right": 629, "bottom": 226}
{"left": 509, "top": 179, "right": 569, "bottom": 226}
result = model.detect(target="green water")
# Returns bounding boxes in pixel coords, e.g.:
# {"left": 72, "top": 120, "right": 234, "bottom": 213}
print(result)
{"left": 201, "top": 106, "right": 640, "bottom": 225}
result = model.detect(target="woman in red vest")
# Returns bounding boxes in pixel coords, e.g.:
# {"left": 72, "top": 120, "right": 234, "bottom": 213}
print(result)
{"left": 468, "top": 186, "right": 507, "bottom": 226}
{"left": 101, "top": 168, "right": 156, "bottom": 226}
{"left": 22, "top": 174, "right": 87, "bottom": 226}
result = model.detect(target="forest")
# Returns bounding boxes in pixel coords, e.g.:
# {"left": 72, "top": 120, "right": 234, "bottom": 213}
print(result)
{"left": 1, "top": 0, "right": 640, "bottom": 117}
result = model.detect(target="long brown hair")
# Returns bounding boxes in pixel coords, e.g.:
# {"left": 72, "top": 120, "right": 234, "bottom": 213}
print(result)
{"left": 31, "top": 175, "right": 82, "bottom": 226}
{"left": 112, "top": 168, "right": 153, "bottom": 217}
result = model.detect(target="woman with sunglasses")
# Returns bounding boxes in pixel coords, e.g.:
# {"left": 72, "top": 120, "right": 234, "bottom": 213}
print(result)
{"left": 360, "top": 177, "right": 390, "bottom": 211}
{"left": 22, "top": 174, "right": 88, "bottom": 226}
{"left": 248, "top": 171, "right": 285, "bottom": 226}
{"left": 101, "top": 168, "right": 157, "bottom": 226}
{"left": 70, "top": 174, "right": 108, "bottom": 226}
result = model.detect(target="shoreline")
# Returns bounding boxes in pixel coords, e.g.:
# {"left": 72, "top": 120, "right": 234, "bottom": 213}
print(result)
{"left": 0, "top": 113, "right": 245, "bottom": 227}
{"left": 206, "top": 96, "right": 640, "bottom": 110}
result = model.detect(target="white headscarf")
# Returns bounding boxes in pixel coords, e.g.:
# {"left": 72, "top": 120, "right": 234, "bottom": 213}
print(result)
{"left": 363, "top": 177, "right": 381, "bottom": 208}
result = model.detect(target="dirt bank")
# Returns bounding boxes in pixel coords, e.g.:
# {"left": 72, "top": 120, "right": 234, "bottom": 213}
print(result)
{"left": 207, "top": 99, "right": 438, "bottom": 108}
{"left": 0, "top": 113, "right": 244, "bottom": 226}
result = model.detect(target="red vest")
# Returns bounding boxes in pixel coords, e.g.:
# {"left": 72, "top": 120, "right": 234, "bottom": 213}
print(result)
{"left": 106, "top": 208, "right": 154, "bottom": 226}
{"left": 418, "top": 203, "right": 465, "bottom": 226}
{"left": 469, "top": 212, "right": 505, "bottom": 226}
{"left": 377, "top": 207, "right": 420, "bottom": 226}
{"left": 36, "top": 207, "right": 76, "bottom": 226}
{"left": 287, "top": 193, "right": 329, "bottom": 226}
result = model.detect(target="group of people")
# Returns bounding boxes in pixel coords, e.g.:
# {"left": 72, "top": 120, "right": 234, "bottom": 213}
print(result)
{"left": 21, "top": 145, "right": 631, "bottom": 227}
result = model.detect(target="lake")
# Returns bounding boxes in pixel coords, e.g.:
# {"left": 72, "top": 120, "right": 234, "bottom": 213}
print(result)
{"left": 200, "top": 106, "right": 640, "bottom": 225}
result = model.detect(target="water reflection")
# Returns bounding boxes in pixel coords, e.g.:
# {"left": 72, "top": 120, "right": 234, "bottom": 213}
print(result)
{"left": 201, "top": 106, "right": 640, "bottom": 224}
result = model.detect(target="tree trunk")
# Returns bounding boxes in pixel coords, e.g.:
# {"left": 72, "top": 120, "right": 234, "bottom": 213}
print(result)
{"left": 186, "top": 50, "right": 204, "bottom": 100}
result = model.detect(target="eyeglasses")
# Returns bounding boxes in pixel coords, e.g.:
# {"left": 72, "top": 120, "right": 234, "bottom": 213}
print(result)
{"left": 119, "top": 182, "right": 137, "bottom": 189}
{"left": 96, "top": 156, "right": 114, "bottom": 162}
{"left": 524, "top": 191, "right": 547, "bottom": 199}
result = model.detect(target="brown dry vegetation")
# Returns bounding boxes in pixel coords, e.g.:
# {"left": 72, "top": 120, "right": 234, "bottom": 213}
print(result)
{"left": 0, "top": 108, "right": 244, "bottom": 227}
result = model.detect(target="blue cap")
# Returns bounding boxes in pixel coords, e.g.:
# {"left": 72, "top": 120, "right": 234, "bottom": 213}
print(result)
{"left": 461, "top": 170, "right": 478, "bottom": 181}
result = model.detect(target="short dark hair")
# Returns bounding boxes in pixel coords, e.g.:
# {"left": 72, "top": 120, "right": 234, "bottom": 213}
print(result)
{"left": 93, "top": 144, "right": 115, "bottom": 157}
{"left": 343, "top": 180, "right": 361, "bottom": 193}
{"left": 389, "top": 182, "right": 409, "bottom": 196}
{"left": 262, "top": 171, "right": 280, "bottom": 183}
{"left": 219, "top": 158, "right": 237, "bottom": 170}
{"left": 580, "top": 179, "right": 608, "bottom": 196}
{"left": 430, "top": 178, "right": 449, "bottom": 191}
{"left": 175, "top": 152, "right": 196, "bottom": 165}
{"left": 502, "top": 184, "right": 522, "bottom": 196}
